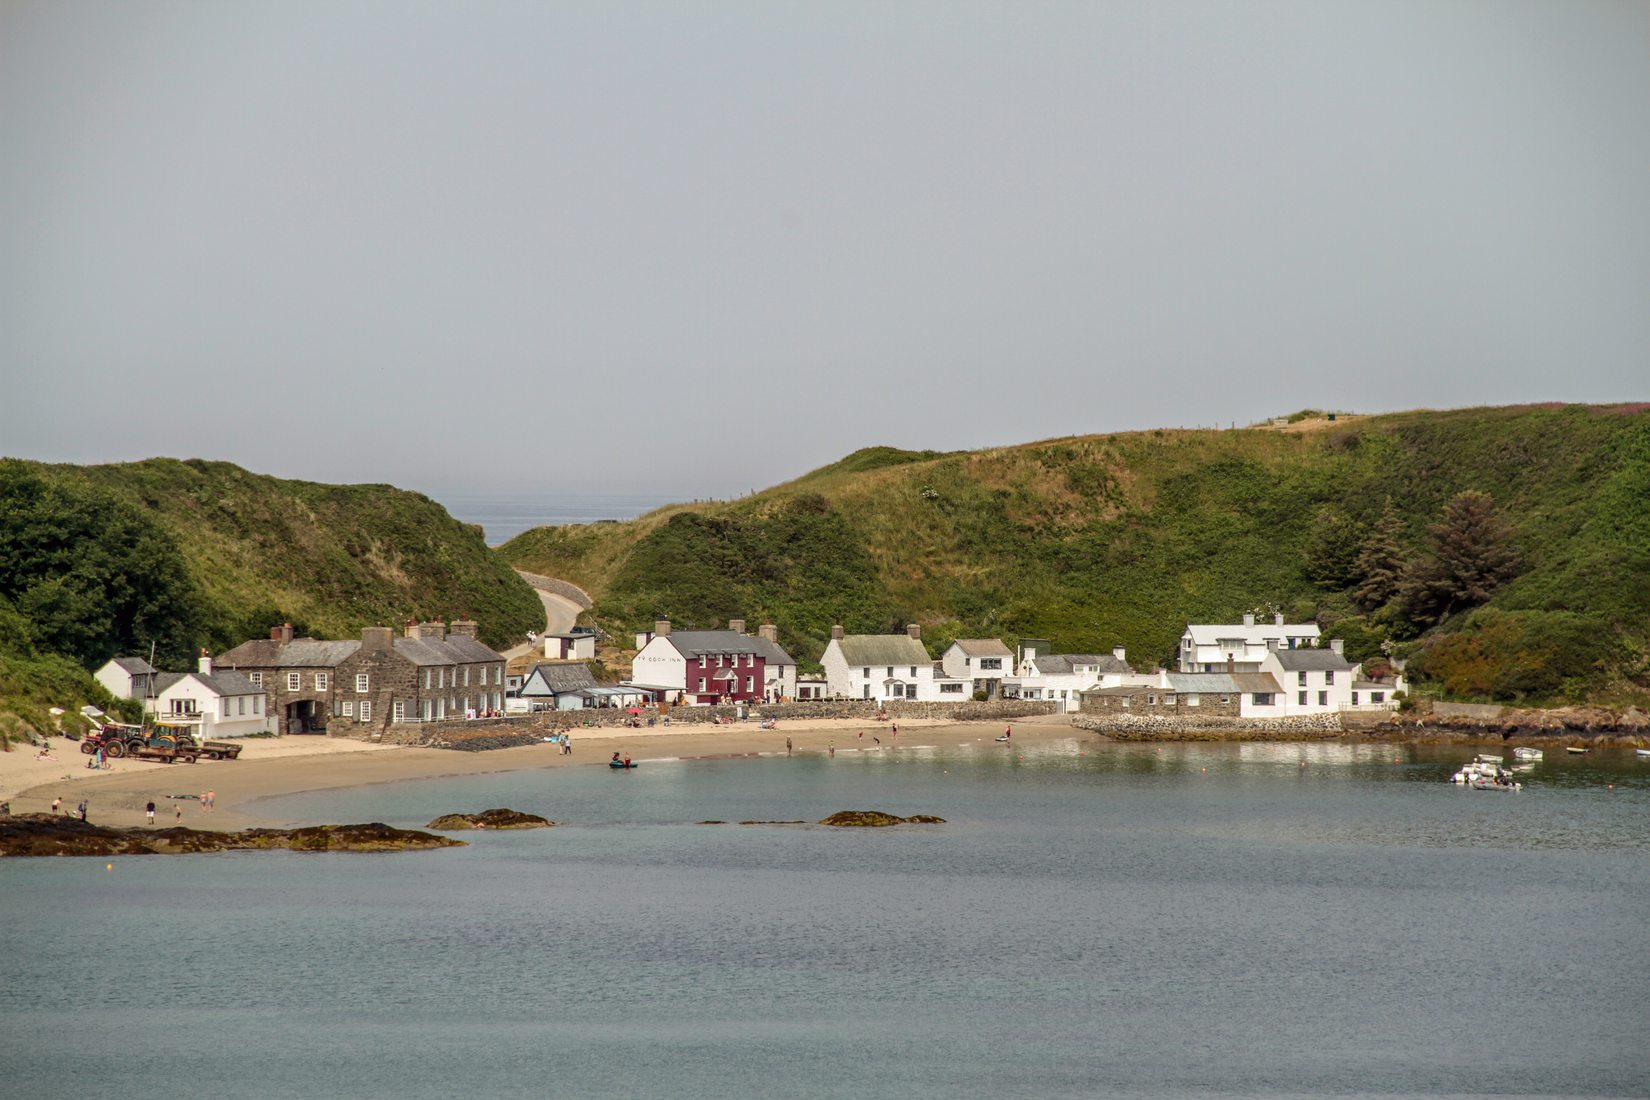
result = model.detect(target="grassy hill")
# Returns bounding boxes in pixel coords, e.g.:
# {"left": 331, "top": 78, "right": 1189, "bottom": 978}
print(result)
{"left": 0, "top": 458, "right": 543, "bottom": 737}
{"left": 500, "top": 405, "right": 1650, "bottom": 705}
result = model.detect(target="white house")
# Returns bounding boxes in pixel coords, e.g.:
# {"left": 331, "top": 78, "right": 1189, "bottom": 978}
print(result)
{"left": 629, "top": 619, "right": 798, "bottom": 704}
{"left": 794, "top": 675, "right": 828, "bottom": 700}
{"left": 1258, "top": 640, "right": 1360, "bottom": 715}
{"left": 1009, "top": 646, "right": 1148, "bottom": 712}
{"left": 940, "top": 639, "right": 1014, "bottom": 697}
{"left": 1179, "top": 613, "right": 1322, "bottom": 672}
{"left": 820, "top": 624, "right": 971, "bottom": 702}
{"left": 94, "top": 656, "right": 157, "bottom": 701}
{"left": 542, "top": 633, "right": 597, "bottom": 661}
{"left": 147, "top": 655, "right": 270, "bottom": 737}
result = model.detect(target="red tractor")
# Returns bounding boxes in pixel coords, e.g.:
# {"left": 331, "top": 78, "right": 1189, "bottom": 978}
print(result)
{"left": 79, "top": 723, "right": 148, "bottom": 758}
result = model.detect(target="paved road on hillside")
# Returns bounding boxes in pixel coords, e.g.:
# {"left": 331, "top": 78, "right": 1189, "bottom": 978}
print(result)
{"left": 500, "top": 578, "right": 585, "bottom": 660}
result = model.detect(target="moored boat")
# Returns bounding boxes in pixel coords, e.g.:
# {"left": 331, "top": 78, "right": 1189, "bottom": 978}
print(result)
{"left": 1450, "top": 754, "right": 1513, "bottom": 785}
{"left": 1636, "top": 748, "right": 1650, "bottom": 759}
{"left": 1469, "top": 777, "right": 1522, "bottom": 791}
{"left": 1565, "top": 745, "right": 1589, "bottom": 755}
{"left": 1511, "top": 746, "right": 1543, "bottom": 762}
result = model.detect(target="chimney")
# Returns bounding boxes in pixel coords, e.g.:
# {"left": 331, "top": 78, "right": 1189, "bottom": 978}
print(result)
{"left": 1113, "top": 645, "right": 1126, "bottom": 662}
{"left": 831, "top": 624, "right": 844, "bottom": 641}
{"left": 279, "top": 623, "right": 294, "bottom": 644}
{"left": 758, "top": 622, "right": 777, "bottom": 642}
{"left": 1242, "top": 612, "right": 1255, "bottom": 628}
{"left": 728, "top": 618, "right": 746, "bottom": 635}
{"left": 1330, "top": 638, "right": 1345, "bottom": 655}
{"left": 449, "top": 620, "right": 478, "bottom": 640}
{"left": 1274, "top": 612, "right": 1285, "bottom": 627}
{"left": 1226, "top": 655, "right": 1235, "bottom": 674}
{"left": 404, "top": 618, "right": 417, "bottom": 637}
{"left": 655, "top": 618, "right": 671, "bottom": 638}
{"left": 906, "top": 623, "right": 921, "bottom": 640}
{"left": 270, "top": 626, "right": 283, "bottom": 641}
{"left": 361, "top": 626, "right": 393, "bottom": 653}
{"left": 198, "top": 649, "right": 212, "bottom": 676}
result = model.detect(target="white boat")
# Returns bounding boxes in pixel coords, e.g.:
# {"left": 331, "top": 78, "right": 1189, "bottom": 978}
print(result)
{"left": 1565, "top": 745, "right": 1589, "bottom": 755}
{"left": 1469, "top": 777, "right": 1522, "bottom": 792}
{"left": 1636, "top": 748, "right": 1650, "bottom": 759}
{"left": 1450, "top": 754, "right": 1513, "bottom": 785}
{"left": 1511, "top": 746, "right": 1543, "bottom": 762}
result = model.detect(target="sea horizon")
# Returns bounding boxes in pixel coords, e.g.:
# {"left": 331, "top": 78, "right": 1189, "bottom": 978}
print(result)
{"left": 427, "top": 490, "right": 683, "bottom": 544}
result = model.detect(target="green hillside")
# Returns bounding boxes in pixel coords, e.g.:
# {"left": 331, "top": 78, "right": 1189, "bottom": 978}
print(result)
{"left": 0, "top": 458, "right": 543, "bottom": 736}
{"left": 501, "top": 405, "right": 1650, "bottom": 705}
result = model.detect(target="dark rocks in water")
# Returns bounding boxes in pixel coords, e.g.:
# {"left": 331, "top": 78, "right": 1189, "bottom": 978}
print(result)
{"left": 818, "top": 810, "right": 946, "bottom": 827}
{"left": 0, "top": 814, "right": 464, "bottom": 857}
{"left": 426, "top": 808, "right": 553, "bottom": 830}
{"left": 698, "top": 820, "right": 727, "bottom": 825}
{"left": 737, "top": 820, "right": 806, "bottom": 825}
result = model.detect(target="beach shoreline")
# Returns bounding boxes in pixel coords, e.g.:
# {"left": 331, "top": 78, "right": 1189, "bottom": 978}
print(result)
{"left": 3, "top": 714, "right": 1072, "bottom": 831}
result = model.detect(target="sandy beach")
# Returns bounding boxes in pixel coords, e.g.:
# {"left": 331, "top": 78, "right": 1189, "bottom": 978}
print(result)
{"left": 3, "top": 713, "right": 1078, "bottom": 831}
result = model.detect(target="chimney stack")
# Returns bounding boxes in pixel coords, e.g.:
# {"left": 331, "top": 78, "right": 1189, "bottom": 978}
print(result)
{"left": 831, "top": 624, "right": 844, "bottom": 641}
{"left": 1242, "top": 612, "right": 1255, "bottom": 628}
{"left": 1113, "top": 645, "right": 1126, "bottom": 662}
{"left": 1330, "top": 638, "right": 1345, "bottom": 655}
{"left": 654, "top": 619, "right": 671, "bottom": 638}
{"left": 758, "top": 622, "right": 778, "bottom": 642}
{"left": 906, "top": 623, "right": 921, "bottom": 640}
{"left": 198, "top": 649, "right": 212, "bottom": 676}
{"left": 728, "top": 618, "right": 746, "bottom": 635}
{"left": 361, "top": 626, "right": 393, "bottom": 652}
{"left": 1274, "top": 612, "right": 1285, "bottom": 627}
{"left": 449, "top": 620, "right": 478, "bottom": 640}
{"left": 1226, "top": 655, "right": 1235, "bottom": 674}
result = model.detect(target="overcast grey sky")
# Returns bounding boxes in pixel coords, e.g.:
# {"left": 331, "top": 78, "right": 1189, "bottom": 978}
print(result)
{"left": 4, "top": 1, "right": 1647, "bottom": 497}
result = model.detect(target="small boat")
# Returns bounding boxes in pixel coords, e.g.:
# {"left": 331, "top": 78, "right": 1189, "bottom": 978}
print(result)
{"left": 609, "top": 760, "right": 638, "bottom": 770}
{"left": 1635, "top": 749, "right": 1650, "bottom": 758}
{"left": 1449, "top": 754, "right": 1512, "bottom": 785}
{"left": 1565, "top": 746, "right": 1589, "bottom": 755}
{"left": 1511, "top": 747, "right": 1543, "bottom": 762}
{"left": 1470, "top": 778, "right": 1522, "bottom": 792}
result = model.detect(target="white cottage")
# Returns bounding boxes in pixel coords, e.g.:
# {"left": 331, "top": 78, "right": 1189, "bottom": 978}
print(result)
{"left": 940, "top": 639, "right": 1014, "bottom": 698}
{"left": 147, "top": 655, "right": 270, "bottom": 737}
{"left": 820, "top": 624, "right": 970, "bottom": 702}
{"left": 1258, "top": 640, "right": 1359, "bottom": 715}
{"left": 1010, "top": 646, "right": 1146, "bottom": 712}
{"left": 94, "top": 656, "right": 157, "bottom": 701}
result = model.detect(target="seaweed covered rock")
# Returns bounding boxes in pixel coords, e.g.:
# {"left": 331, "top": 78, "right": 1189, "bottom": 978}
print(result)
{"left": 427, "top": 808, "right": 553, "bottom": 830}
{"left": 0, "top": 815, "right": 464, "bottom": 857}
{"left": 818, "top": 810, "right": 946, "bottom": 827}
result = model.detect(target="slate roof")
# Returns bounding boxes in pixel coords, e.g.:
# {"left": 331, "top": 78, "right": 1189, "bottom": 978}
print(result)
{"left": 218, "top": 638, "right": 360, "bottom": 668}
{"left": 521, "top": 662, "right": 599, "bottom": 695}
{"left": 1267, "top": 649, "right": 1358, "bottom": 672}
{"left": 1032, "top": 654, "right": 1132, "bottom": 676}
{"left": 949, "top": 639, "right": 1013, "bottom": 658}
{"left": 664, "top": 630, "right": 797, "bottom": 667}
{"left": 393, "top": 635, "right": 504, "bottom": 666}
{"left": 835, "top": 634, "right": 932, "bottom": 666}
{"left": 152, "top": 670, "right": 261, "bottom": 697}
{"left": 111, "top": 656, "right": 157, "bottom": 675}
{"left": 1168, "top": 672, "right": 1283, "bottom": 694}
{"left": 1182, "top": 622, "right": 1321, "bottom": 647}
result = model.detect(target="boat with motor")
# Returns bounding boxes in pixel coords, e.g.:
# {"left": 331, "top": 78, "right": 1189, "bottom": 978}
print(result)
{"left": 1450, "top": 754, "right": 1514, "bottom": 786}
{"left": 1511, "top": 746, "right": 1543, "bottom": 762}
{"left": 1565, "top": 745, "right": 1589, "bottom": 755}
{"left": 1469, "top": 777, "right": 1522, "bottom": 791}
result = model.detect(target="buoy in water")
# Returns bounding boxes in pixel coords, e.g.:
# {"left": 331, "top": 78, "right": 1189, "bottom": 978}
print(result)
{"left": 105, "top": 864, "right": 112, "bottom": 871}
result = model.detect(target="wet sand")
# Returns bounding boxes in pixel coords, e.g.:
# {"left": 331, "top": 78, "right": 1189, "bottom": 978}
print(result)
{"left": 5, "top": 714, "right": 1074, "bottom": 830}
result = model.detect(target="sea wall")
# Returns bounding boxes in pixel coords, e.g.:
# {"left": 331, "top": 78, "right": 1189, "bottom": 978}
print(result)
{"left": 1070, "top": 712, "right": 1344, "bottom": 741}
{"left": 512, "top": 571, "right": 593, "bottom": 609}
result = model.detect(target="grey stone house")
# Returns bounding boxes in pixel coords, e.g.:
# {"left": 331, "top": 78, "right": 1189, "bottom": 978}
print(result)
{"left": 217, "top": 620, "right": 507, "bottom": 736}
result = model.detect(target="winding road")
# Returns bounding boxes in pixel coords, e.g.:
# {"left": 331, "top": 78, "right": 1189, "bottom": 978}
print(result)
{"left": 500, "top": 571, "right": 590, "bottom": 660}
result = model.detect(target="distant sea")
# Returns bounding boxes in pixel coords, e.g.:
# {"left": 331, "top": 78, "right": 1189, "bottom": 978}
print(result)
{"left": 429, "top": 492, "right": 681, "bottom": 544}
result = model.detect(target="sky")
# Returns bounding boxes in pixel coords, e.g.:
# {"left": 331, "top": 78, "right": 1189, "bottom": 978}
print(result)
{"left": 3, "top": 1, "right": 1648, "bottom": 499}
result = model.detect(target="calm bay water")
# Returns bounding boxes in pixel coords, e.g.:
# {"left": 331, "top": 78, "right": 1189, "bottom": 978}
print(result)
{"left": 3, "top": 740, "right": 1648, "bottom": 1099}
{"left": 428, "top": 492, "right": 680, "bottom": 544}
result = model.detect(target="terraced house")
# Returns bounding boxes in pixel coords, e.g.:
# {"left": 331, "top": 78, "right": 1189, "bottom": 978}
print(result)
{"left": 217, "top": 620, "right": 506, "bottom": 736}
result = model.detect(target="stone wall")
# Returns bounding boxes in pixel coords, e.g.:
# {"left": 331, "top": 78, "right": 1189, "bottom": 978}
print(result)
{"left": 1070, "top": 712, "right": 1344, "bottom": 741}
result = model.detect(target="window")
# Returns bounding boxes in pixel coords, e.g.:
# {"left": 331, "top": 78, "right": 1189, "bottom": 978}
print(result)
{"left": 249, "top": 672, "right": 263, "bottom": 688}
{"left": 315, "top": 672, "right": 328, "bottom": 692}
{"left": 1324, "top": 671, "right": 1335, "bottom": 685}
{"left": 359, "top": 700, "right": 371, "bottom": 723}
{"left": 941, "top": 682, "right": 964, "bottom": 694}
{"left": 1318, "top": 691, "right": 1328, "bottom": 706}
{"left": 1351, "top": 692, "right": 1360, "bottom": 705}
{"left": 699, "top": 655, "right": 706, "bottom": 668}
{"left": 886, "top": 667, "right": 894, "bottom": 678}
{"left": 286, "top": 672, "right": 300, "bottom": 692}
{"left": 1163, "top": 693, "right": 1176, "bottom": 705}
{"left": 169, "top": 698, "right": 198, "bottom": 715}
{"left": 1298, "top": 691, "right": 1308, "bottom": 706}
{"left": 356, "top": 673, "right": 370, "bottom": 693}
{"left": 745, "top": 676, "right": 753, "bottom": 692}
{"left": 1372, "top": 691, "right": 1385, "bottom": 704}
{"left": 1147, "top": 694, "right": 1157, "bottom": 705}
{"left": 1298, "top": 671, "right": 1308, "bottom": 686}
{"left": 909, "top": 666, "right": 917, "bottom": 677}
{"left": 1220, "top": 694, "right": 1230, "bottom": 704}
{"left": 495, "top": 666, "right": 502, "bottom": 684}
{"left": 253, "top": 696, "right": 261, "bottom": 714}
{"left": 1185, "top": 693, "right": 1200, "bottom": 706}
{"left": 393, "top": 700, "right": 406, "bottom": 723}
{"left": 863, "top": 667, "right": 870, "bottom": 678}
{"left": 463, "top": 667, "right": 470, "bottom": 687}
{"left": 342, "top": 700, "right": 354, "bottom": 717}
{"left": 1252, "top": 693, "right": 1273, "bottom": 706}
{"left": 697, "top": 677, "right": 706, "bottom": 692}
{"left": 238, "top": 697, "right": 246, "bottom": 715}
{"left": 980, "top": 658, "right": 1002, "bottom": 670}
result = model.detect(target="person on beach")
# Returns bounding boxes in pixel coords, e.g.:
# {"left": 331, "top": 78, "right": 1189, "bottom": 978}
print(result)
{"left": 52, "top": 796, "right": 61, "bottom": 815}
{"left": 828, "top": 740, "right": 835, "bottom": 757}
{"left": 612, "top": 752, "right": 623, "bottom": 764}
{"left": 786, "top": 737, "right": 792, "bottom": 756}
{"left": 146, "top": 800, "right": 156, "bottom": 825}
{"left": 77, "top": 801, "right": 87, "bottom": 822}
{"left": 175, "top": 803, "right": 183, "bottom": 824}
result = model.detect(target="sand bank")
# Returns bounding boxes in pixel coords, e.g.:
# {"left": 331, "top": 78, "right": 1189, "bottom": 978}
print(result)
{"left": 5, "top": 714, "right": 1074, "bottom": 831}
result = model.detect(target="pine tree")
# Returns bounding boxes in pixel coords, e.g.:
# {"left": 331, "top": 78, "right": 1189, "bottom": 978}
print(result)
{"left": 1302, "top": 506, "right": 1364, "bottom": 589}
{"left": 1352, "top": 498, "right": 1406, "bottom": 612}
{"left": 1400, "top": 490, "right": 1520, "bottom": 625}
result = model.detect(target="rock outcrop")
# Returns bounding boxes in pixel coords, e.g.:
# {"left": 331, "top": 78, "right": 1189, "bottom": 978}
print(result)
{"left": 0, "top": 815, "right": 464, "bottom": 857}
{"left": 818, "top": 810, "right": 945, "bottom": 827}
{"left": 426, "top": 808, "right": 553, "bottom": 830}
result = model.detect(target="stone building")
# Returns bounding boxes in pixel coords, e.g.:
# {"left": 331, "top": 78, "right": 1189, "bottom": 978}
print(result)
{"left": 1080, "top": 671, "right": 1285, "bottom": 719}
{"left": 217, "top": 620, "right": 506, "bottom": 736}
